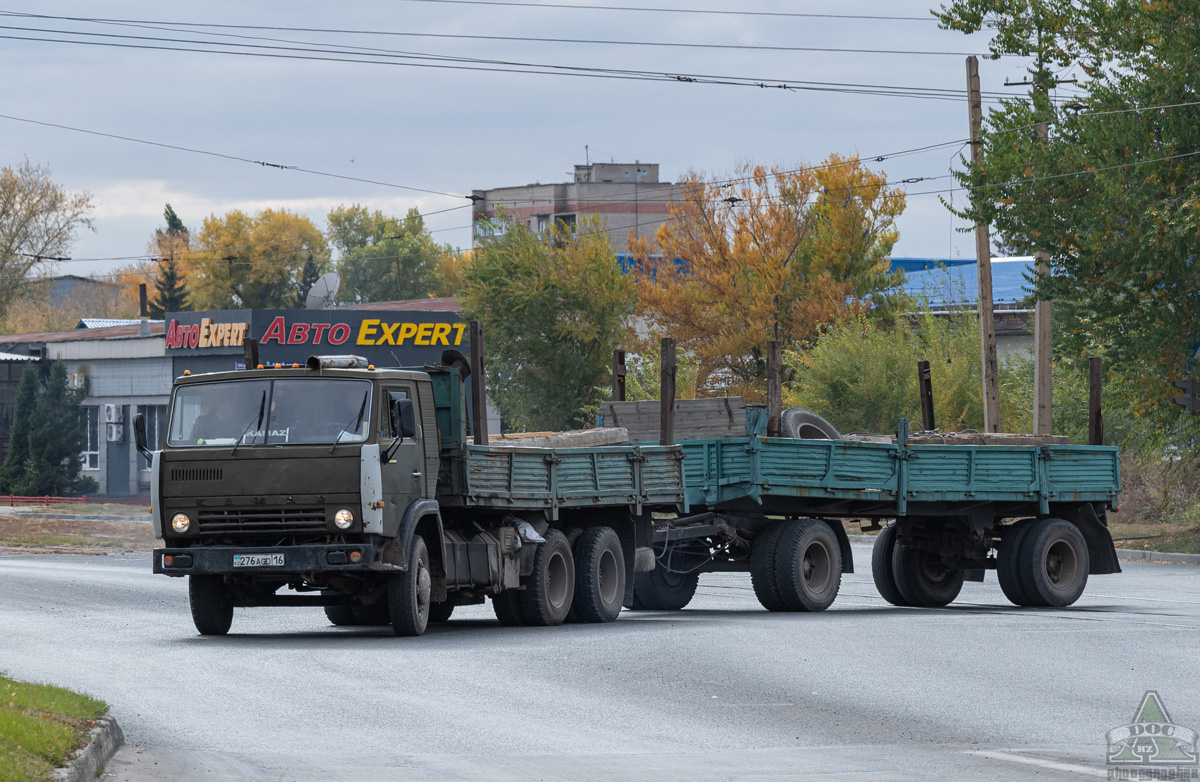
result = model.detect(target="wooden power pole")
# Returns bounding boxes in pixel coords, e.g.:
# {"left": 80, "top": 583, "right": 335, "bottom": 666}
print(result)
{"left": 1032, "top": 109, "right": 1054, "bottom": 435}
{"left": 966, "top": 56, "right": 1002, "bottom": 433}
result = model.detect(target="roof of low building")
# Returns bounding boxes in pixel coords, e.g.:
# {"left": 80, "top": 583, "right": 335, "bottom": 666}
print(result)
{"left": 0, "top": 321, "right": 166, "bottom": 345}
{"left": 339, "top": 297, "right": 462, "bottom": 312}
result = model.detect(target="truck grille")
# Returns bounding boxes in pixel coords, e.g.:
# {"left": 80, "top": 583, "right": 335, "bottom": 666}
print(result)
{"left": 195, "top": 506, "right": 327, "bottom": 534}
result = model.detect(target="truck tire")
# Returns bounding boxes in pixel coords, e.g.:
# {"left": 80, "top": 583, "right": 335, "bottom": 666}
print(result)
{"left": 322, "top": 591, "right": 359, "bottom": 626}
{"left": 492, "top": 591, "right": 526, "bottom": 626}
{"left": 388, "top": 534, "right": 432, "bottom": 637}
{"left": 520, "top": 529, "right": 575, "bottom": 626}
{"left": 750, "top": 521, "right": 791, "bottom": 612}
{"left": 781, "top": 408, "right": 842, "bottom": 440}
{"left": 774, "top": 519, "right": 843, "bottom": 612}
{"left": 997, "top": 519, "right": 1037, "bottom": 606}
{"left": 891, "top": 544, "right": 964, "bottom": 608}
{"left": 189, "top": 575, "right": 233, "bottom": 636}
{"left": 353, "top": 601, "right": 391, "bottom": 626}
{"left": 871, "top": 521, "right": 910, "bottom": 607}
{"left": 631, "top": 564, "right": 699, "bottom": 610}
{"left": 571, "top": 526, "right": 626, "bottom": 623}
{"left": 1019, "top": 518, "right": 1090, "bottom": 608}
{"left": 429, "top": 601, "right": 455, "bottom": 623}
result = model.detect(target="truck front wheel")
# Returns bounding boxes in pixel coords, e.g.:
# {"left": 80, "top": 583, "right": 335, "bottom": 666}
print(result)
{"left": 388, "top": 534, "right": 432, "bottom": 637}
{"left": 521, "top": 529, "right": 575, "bottom": 626}
{"left": 189, "top": 575, "right": 233, "bottom": 636}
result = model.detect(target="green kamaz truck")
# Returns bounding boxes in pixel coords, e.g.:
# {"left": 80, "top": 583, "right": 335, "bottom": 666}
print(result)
{"left": 144, "top": 353, "right": 1122, "bottom": 637}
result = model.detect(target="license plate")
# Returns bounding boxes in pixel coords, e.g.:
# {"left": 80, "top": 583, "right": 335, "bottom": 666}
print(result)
{"left": 233, "top": 553, "right": 285, "bottom": 568}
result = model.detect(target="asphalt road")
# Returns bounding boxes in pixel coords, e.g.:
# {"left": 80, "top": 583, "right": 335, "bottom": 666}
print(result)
{"left": 2, "top": 545, "right": 1198, "bottom": 781}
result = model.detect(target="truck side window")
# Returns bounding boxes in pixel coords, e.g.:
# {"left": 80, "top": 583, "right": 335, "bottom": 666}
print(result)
{"left": 386, "top": 389, "right": 411, "bottom": 438}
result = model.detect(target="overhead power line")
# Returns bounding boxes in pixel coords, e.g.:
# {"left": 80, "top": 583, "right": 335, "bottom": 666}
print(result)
{"left": 391, "top": 0, "right": 937, "bottom": 21}
{"left": 0, "top": 113, "right": 467, "bottom": 199}
{"left": 0, "top": 11, "right": 986, "bottom": 57}
{"left": 0, "top": 27, "right": 1028, "bottom": 103}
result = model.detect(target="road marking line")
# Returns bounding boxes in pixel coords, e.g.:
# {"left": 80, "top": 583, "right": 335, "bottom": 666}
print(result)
{"left": 967, "top": 749, "right": 1108, "bottom": 777}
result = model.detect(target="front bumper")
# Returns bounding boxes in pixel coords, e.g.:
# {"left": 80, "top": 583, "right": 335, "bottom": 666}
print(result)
{"left": 153, "top": 542, "right": 395, "bottom": 576}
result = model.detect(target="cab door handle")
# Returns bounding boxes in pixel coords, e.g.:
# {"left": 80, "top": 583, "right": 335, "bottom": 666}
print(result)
{"left": 412, "top": 471, "right": 422, "bottom": 478}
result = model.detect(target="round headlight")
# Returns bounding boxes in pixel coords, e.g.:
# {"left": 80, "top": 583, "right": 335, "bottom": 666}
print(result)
{"left": 334, "top": 508, "right": 354, "bottom": 530}
{"left": 171, "top": 513, "right": 191, "bottom": 533}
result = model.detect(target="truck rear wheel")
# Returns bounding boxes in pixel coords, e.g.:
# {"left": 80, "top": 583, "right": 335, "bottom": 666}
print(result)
{"left": 750, "top": 522, "right": 790, "bottom": 612}
{"left": 388, "top": 534, "right": 432, "bottom": 637}
{"left": 492, "top": 591, "right": 526, "bottom": 626}
{"left": 1019, "top": 518, "right": 1090, "bottom": 608}
{"left": 520, "top": 529, "right": 575, "bottom": 626}
{"left": 571, "top": 526, "right": 626, "bottom": 623}
{"left": 322, "top": 591, "right": 359, "bottom": 626}
{"left": 871, "top": 521, "right": 910, "bottom": 607}
{"left": 891, "top": 544, "right": 964, "bottom": 608}
{"left": 631, "top": 564, "right": 699, "bottom": 611}
{"left": 774, "top": 519, "right": 842, "bottom": 612}
{"left": 189, "top": 575, "right": 233, "bottom": 636}
{"left": 997, "top": 519, "right": 1037, "bottom": 606}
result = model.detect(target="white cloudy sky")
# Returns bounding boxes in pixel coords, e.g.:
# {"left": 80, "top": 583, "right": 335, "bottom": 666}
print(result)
{"left": 0, "top": 1, "right": 1067, "bottom": 279}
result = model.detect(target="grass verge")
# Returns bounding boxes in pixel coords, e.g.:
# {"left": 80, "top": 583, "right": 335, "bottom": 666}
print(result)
{"left": 0, "top": 674, "right": 107, "bottom": 782}
{"left": 0, "top": 517, "right": 155, "bottom": 553}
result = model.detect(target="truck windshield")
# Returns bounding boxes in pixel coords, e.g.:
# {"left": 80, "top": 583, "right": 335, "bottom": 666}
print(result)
{"left": 167, "top": 378, "right": 373, "bottom": 447}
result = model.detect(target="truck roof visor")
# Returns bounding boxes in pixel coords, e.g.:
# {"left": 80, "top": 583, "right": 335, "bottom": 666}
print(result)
{"left": 306, "top": 355, "right": 371, "bottom": 370}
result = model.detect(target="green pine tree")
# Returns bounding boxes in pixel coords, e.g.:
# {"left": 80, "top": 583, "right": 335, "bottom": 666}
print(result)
{"left": 295, "top": 253, "right": 322, "bottom": 308}
{"left": 0, "top": 363, "right": 40, "bottom": 492}
{"left": 150, "top": 256, "right": 189, "bottom": 318}
{"left": 14, "top": 362, "right": 96, "bottom": 496}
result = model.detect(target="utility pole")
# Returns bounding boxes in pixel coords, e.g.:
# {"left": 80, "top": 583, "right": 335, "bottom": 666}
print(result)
{"left": 1004, "top": 69, "right": 1074, "bottom": 436}
{"left": 966, "top": 56, "right": 1001, "bottom": 433}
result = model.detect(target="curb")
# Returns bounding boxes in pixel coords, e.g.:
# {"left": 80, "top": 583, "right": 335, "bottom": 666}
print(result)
{"left": 1116, "top": 549, "right": 1200, "bottom": 565}
{"left": 55, "top": 716, "right": 123, "bottom": 782}
{"left": 846, "top": 533, "right": 1200, "bottom": 566}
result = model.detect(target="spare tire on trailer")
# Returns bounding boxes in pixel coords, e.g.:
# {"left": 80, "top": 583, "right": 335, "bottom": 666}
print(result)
{"left": 781, "top": 407, "right": 842, "bottom": 440}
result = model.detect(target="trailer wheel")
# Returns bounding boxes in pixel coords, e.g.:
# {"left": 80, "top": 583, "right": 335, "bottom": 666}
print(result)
{"left": 781, "top": 408, "right": 842, "bottom": 440}
{"left": 1019, "top": 518, "right": 1090, "bottom": 608}
{"left": 492, "top": 591, "right": 526, "bottom": 626}
{"left": 871, "top": 521, "right": 910, "bottom": 607}
{"left": 571, "top": 527, "right": 626, "bottom": 623}
{"left": 750, "top": 521, "right": 791, "bottom": 612}
{"left": 891, "top": 545, "right": 964, "bottom": 608}
{"left": 189, "top": 575, "right": 233, "bottom": 636}
{"left": 997, "top": 519, "right": 1037, "bottom": 606}
{"left": 521, "top": 529, "right": 575, "bottom": 626}
{"left": 429, "top": 601, "right": 455, "bottom": 624}
{"left": 631, "top": 564, "right": 699, "bottom": 611}
{"left": 774, "top": 520, "right": 843, "bottom": 612}
{"left": 388, "top": 534, "right": 432, "bottom": 637}
{"left": 322, "top": 590, "right": 359, "bottom": 626}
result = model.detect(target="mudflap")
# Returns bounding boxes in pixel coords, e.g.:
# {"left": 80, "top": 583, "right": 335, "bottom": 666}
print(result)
{"left": 822, "top": 519, "right": 854, "bottom": 574}
{"left": 1066, "top": 503, "right": 1122, "bottom": 575}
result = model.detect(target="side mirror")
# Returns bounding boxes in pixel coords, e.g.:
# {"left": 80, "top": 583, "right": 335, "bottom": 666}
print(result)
{"left": 392, "top": 398, "right": 417, "bottom": 440}
{"left": 133, "top": 413, "right": 153, "bottom": 460}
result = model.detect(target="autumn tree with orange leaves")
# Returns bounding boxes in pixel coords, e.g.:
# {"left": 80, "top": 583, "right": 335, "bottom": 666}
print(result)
{"left": 630, "top": 155, "right": 906, "bottom": 398}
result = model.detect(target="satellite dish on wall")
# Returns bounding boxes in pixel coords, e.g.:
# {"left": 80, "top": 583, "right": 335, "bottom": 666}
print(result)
{"left": 306, "top": 272, "right": 340, "bottom": 310}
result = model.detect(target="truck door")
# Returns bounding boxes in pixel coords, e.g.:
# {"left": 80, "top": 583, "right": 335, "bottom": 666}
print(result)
{"left": 381, "top": 387, "right": 425, "bottom": 505}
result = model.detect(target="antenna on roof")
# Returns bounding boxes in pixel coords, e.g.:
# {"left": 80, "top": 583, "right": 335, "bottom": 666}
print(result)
{"left": 305, "top": 272, "right": 340, "bottom": 310}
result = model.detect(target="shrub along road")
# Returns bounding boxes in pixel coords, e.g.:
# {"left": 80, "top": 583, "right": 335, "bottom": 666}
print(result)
{"left": 0, "top": 547, "right": 1197, "bottom": 781}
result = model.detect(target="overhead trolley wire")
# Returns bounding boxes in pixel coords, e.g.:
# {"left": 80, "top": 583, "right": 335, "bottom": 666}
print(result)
{"left": 0, "top": 10, "right": 989, "bottom": 57}
{"left": 0, "top": 26, "right": 1030, "bottom": 103}
{"left": 390, "top": 0, "right": 938, "bottom": 22}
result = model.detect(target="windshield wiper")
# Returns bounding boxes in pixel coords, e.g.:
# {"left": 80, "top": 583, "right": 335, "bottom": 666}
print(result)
{"left": 231, "top": 390, "right": 267, "bottom": 455}
{"left": 329, "top": 390, "right": 369, "bottom": 453}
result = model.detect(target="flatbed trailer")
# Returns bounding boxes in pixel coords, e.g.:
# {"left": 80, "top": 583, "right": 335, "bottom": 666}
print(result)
{"left": 629, "top": 408, "right": 1121, "bottom": 612}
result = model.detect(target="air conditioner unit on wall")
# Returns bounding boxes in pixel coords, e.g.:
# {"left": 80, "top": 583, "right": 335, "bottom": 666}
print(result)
{"left": 104, "top": 404, "right": 123, "bottom": 424}
{"left": 106, "top": 423, "right": 124, "bottom": 443}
